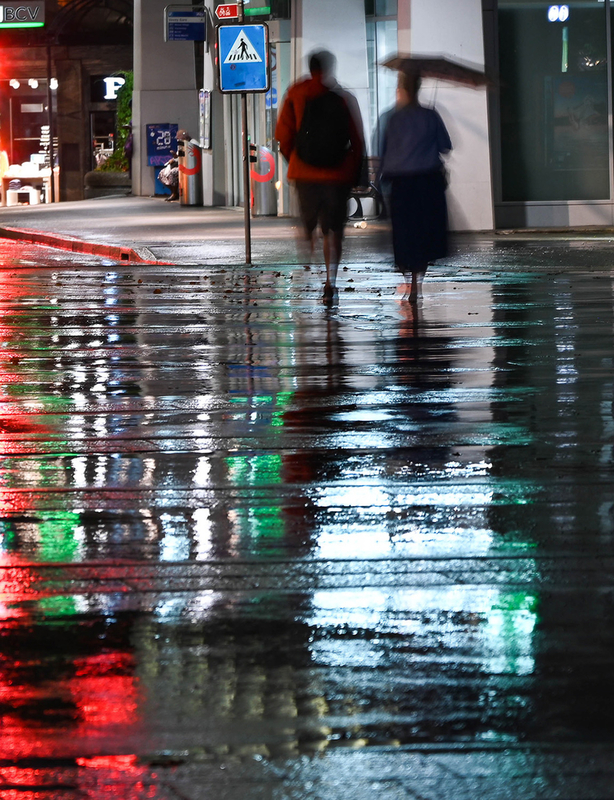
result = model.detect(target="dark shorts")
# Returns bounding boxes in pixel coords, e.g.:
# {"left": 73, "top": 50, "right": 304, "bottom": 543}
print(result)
{"left": 296, "top": 182, "right": 351, "bottom": 235}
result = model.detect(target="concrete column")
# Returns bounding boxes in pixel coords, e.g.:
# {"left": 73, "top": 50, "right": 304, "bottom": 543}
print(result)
{"left": 294, "top": 0, "right": 371, "bottom": 147}
{"left": 201, "top": 4, "right": 227, "bottom": 207}
{"left": 409, "top": 0, "right": 494, "bottom": 231}
{"left": 55, "top": 56, "right": 87, "bottom": 202}
{"left": 398, "top": 0, "right": 411, "bottom": 53}
{"left": 133, "top": 0, "right": 200, "bottom": 197}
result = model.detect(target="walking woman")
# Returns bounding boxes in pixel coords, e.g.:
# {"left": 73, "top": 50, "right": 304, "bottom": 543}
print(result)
{"left": 380, "top": 69, "right": 452, "bottom": 302}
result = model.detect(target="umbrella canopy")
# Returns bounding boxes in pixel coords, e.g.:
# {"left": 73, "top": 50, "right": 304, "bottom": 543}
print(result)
{"left": 382, "top": 55, "right": 488, "bottom": 88}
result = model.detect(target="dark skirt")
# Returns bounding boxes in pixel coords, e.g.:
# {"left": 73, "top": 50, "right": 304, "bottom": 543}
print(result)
{"left": 390, "top": 170, "right": 448, "bottom": 273}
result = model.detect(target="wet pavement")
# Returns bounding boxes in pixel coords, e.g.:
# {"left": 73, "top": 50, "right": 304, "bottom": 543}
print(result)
{"left": 1, "top": 229, "right": 614, "bottom": 798}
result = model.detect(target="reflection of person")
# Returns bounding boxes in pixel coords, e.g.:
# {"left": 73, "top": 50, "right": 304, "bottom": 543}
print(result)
{"left": 380, "top": 69, "right": 451, "bottom": 302}
{"left": 568, "top": 95, "right": 600, "bottom": 130}
{"left": 275, "top": 50, "right": 364, "bottom": 306}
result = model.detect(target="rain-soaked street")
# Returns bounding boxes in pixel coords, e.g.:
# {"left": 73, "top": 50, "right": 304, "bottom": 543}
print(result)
{"left": 2, "top": 232, "right": 614, "bottom": 798}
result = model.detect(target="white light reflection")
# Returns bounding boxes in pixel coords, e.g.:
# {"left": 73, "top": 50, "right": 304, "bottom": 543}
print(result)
{"left": 71, "top": 392, "right": 88, "bottom": 409}
{"left": 192, "top": 508, "right": 213, "bottom": 560}
{"left": 94, "top": 455, "right": 108, "bottom": 486}
{"left": 154, "top": 590, "right": 219, "bottom": 622}
{"left": 159, "top": 513, "right": 190, "bottom": 561}
{"left": 308, "top": 586, "right": 538, "bottom": 676}
{"left": 154, "top": 595, "right": 189, "bottom": 621}
{"left": 93, "top": 415, "right": 108, "bottom": 440}
{"left": 554, "top": 293, "right": 578, "bottom": 392}
{"left": 140, "top": 457, "right": 157, "bottom": 487}
{"left": 72, "top": 456, "right": 87, "bottom": 487}
{"left": 315, "top": 484, "right": 495, "bottom": 509}
{"left": 193, "top": 456, "right": 211, "bottom": 487}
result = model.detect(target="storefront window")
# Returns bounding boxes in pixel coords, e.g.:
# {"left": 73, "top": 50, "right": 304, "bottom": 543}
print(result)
{"left": 499, "top": 0, "right": 609, "bottom": 201}
{"left": 365, "top": 0, "right": 398, "bottom": 15}
{"left": 0, "top": 79, "right": 56, "bottom": 168}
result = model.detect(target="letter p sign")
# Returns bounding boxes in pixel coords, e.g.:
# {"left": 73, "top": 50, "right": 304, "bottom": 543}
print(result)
{"left": 103, "top": 77, "right": 126, "bottom": 100}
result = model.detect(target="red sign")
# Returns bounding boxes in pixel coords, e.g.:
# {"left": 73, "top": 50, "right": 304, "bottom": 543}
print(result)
{"left": 251, "top": 147, "right": 275, "bottom": 183}
{"left": 215, "top": 4, "right": 239, "bottom": 19}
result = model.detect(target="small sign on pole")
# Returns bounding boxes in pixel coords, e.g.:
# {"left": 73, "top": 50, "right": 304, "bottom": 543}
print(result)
{"left": 217, "top": 24, "right": 270, "bottom": 93}
{"left": 215, "top": 4, "right": 239, "bottom": 20}
{"left": 165, "top": 5, "right": 206, "bottom": 41}
{"left": 217, "top": 14, "right": 271, "bottom": 265}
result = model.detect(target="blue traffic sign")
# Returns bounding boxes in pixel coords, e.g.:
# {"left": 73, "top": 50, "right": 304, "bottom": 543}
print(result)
{"left": 218, "top": 24, "right": 270, "bottom": 93}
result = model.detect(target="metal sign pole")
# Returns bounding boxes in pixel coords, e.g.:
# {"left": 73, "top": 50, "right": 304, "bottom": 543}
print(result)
{"left": 217, "top": 14, "right": 269, "bottom": 267}
{"left": 237, "top": 0, "right": 252, "bottom": 265}
{"left": 46, "top": 44, "right": 56, "bottom": 203}
{"left": 241, "top": 92, "right": 252, "bottom": 265}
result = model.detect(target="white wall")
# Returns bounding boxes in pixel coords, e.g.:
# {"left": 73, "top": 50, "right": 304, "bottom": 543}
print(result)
{"left": 133, "top": 0, "right": 200, "bottom": 197}
{"left": 409, "top": 0, "right": 494, "bottom": 231}
{"left": 296, "top": 0, "right": 371, "bottom": 147}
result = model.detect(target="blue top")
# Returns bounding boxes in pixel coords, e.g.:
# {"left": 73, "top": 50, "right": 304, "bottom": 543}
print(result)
{"left": 380, "top": 103, "right": 452, "bottom": 177}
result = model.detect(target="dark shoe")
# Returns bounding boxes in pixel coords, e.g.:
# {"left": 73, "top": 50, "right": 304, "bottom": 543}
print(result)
{"left": 165, "top": 193, "right": 179, "bottom": 202}
{"left": 322, "top": 283, "right": 338, "bottom": 307}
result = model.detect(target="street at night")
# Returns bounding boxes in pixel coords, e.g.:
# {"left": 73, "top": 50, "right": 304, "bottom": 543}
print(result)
{"left": 1, "top": 222, "right": 614, "bottom": 797}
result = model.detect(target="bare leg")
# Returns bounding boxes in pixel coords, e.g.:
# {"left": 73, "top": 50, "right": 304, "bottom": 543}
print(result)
{"left": 408, "top": 268, "right": 426, "bottom": 303}
{"left": 322, "top": 230, "right": 343, "bottom": 306}
{"left": 323, "top": 230, "right": 343, "bottom": 286}
{"left": 297, "top": 224, "right": 316, "bottom": 265}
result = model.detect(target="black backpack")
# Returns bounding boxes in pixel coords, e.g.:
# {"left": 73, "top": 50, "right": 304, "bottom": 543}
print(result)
{"left": 295, "top": 90, "right": 352, "bottom": 168}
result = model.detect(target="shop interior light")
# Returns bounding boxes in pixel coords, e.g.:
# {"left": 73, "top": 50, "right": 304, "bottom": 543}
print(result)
{"left": 28, "top": 79, "right": 39, "bottom": 89}
{"left": 9, "top": 79, "right": 20, "bottom": 89}
{"left": 548, "top": 5, "right": 569, "bottom": 22}
{"left": 50, "top": 78, "right": 58, "bottom": 90}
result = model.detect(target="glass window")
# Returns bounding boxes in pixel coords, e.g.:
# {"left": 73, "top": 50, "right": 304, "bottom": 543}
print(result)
{"left": 366, "top": 0, "right": 397, "bottom": 17}
{"left": 366, "top": 18, "right": 398, "bottom": 153}
{"left": 498, "top": 0, "right": 609, "bottom": 201}
{"left": 376, "top": 0, "right": 397, "bottom": 15}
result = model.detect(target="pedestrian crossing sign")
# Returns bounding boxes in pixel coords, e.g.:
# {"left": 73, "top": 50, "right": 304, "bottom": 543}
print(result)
{"left": 218, "top": 23, "right": 270, "bottom": 93}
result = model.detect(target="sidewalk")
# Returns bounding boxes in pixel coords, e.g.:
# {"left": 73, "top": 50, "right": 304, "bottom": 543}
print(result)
{"left": 3, "top": 194, "right": 614, "bottom": 269}
{"left": 0, "top": 194, "right": 395, "bottom": 265}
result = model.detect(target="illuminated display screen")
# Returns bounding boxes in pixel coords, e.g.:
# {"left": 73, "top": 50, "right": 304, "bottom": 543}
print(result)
{"left": 0, "top": 1, "right": 45, "bottom": 27}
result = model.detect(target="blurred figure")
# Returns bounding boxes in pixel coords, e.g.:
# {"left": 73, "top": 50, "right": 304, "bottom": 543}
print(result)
{"left": 158, "top": 150, "right": 179, "bottom": 202}
{"left": 276, "top": 50, "right": 364, "bottom": 306}
{"left": 380, "top": 69, "right": 452, "bottom": 302}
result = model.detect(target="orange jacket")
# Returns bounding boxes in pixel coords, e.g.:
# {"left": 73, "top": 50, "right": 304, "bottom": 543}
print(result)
{"left": 275, "top": 76, "right": 364, "bottom": 185}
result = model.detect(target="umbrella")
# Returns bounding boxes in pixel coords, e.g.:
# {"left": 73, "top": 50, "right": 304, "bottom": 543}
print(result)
{"left": 382, "top": 54, "right": 489, "bottom": 88}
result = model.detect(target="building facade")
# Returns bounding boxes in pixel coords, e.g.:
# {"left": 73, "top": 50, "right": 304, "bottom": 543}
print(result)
{"left": 488, "top": 0, "right": 614, "bottom": 229}
{"left": 132, "top": 0, "right": 493, "bottom": 231}
{"left": 0, "top": 0, "right": 133, "bottom": 202}
{"left": 132, "top": 0, "right": 614, "bottom": 231}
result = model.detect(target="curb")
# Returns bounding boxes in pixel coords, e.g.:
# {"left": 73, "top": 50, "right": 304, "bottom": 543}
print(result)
{"left": 0, "top": 225, "right": 162, "bottom": 264}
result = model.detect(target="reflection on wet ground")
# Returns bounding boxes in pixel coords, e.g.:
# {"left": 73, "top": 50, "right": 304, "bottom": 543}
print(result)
{"left": 1, "top": 239, "right": 614, "bottom": 797}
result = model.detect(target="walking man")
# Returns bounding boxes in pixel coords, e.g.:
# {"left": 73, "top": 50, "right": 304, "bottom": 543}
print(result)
{"left": 275, "top": 51, "right": 364, "bottom": 306}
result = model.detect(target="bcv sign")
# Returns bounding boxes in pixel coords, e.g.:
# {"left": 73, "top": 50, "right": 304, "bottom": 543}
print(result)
{"left": 0, "top": 1, "right": 45, "bottom": 26}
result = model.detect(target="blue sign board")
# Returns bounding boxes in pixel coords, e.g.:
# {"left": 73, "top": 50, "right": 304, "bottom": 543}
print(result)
{"left": 166, "top": 7, "right": 206, "bottom": 41}
{"left": 146, "top": 123, "right": 179, "bottom": 167}
{"left": 265, "top": 86, "right": 277, "bottom": 109}
{"left": 218, "top": 24, "right": 270, "bottom": 93}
